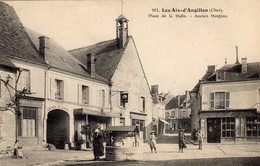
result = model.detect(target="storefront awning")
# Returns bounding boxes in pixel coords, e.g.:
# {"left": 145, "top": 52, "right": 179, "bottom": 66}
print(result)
{"left": 159, "top": 119, "right": 169, "bottom": 124}
{"left": 130, "top": 113, "right": 146, "bottom": 120}
{"left": 74, "top": 108, "right": 119, "bottom": 118}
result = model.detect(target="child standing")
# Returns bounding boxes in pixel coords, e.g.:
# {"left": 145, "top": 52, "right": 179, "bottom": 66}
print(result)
{"left": 149, "top": 131, "right": 157, "bottom": 153}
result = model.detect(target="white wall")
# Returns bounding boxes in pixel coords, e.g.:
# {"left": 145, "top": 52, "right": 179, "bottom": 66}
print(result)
{"left": 201, "top": 80, "right": 260, "bottom": 111}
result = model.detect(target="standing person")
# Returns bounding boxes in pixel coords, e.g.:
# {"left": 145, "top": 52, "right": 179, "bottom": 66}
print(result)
{"left": 178, "top": 129, "right": 186, "bottom": 153}
{"left": 93, "top": 129, "right": 104, "bottom": 160}
{"left": 149, "top": 131, "right": 157, "bottom": 153}
{"left": 13, "top": 140, "right": 23, "bottom": 159}
{"left": 196, "top": 129, "right": 203, "bottom": 150}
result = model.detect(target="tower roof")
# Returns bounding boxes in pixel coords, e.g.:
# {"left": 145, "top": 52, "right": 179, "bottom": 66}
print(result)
{"left": 116, "top": 14, "right": 128, "bottom": 21}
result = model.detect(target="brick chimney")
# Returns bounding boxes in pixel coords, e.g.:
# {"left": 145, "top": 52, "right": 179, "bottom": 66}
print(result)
{"left": 87, "top": 53, "right": 96, "bottom": 76}
{"left": 116, "top": 15, "right": 128, "bottom": 49}
{"left": 207, "top": 65, "right": 215, "bottom": 74}
{"left": 177, "top": 95, "right": 181, "bottom": 107}
{"left": 39, "top": 36, "right": 49, "bottom": 61}
{"left": 241, "top": 58, "right": 247, "bottom": 73}
{"left": 151, "top": 85, "right": 159, "bottom": 94}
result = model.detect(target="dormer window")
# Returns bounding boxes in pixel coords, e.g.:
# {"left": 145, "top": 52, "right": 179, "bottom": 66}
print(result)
{"left": 217, "top": 71, "right": 225, "bottom": 81}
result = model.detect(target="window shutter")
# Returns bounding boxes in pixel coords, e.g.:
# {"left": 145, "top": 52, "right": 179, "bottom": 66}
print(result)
{"left": 226, "top": 92, "right": 230, "bottom": 108}
{"left": 86, "top": 86, "right": 89, "bottom": 104}
{"left": 99, "top": 89, "right": 102, "bottom": 106}
{"left": 77, "top": 84, "right": 80, "bottom": 103}
{"left": 210, "top": 93, "right": 214, "bottom": 109}
{"left": 61, "top": 81, "right": 65, "bottom": 100}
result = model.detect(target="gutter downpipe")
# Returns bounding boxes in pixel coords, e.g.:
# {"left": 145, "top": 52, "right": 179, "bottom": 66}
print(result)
{"left": 43, "top": 65, "right": 50, "bottom": 144}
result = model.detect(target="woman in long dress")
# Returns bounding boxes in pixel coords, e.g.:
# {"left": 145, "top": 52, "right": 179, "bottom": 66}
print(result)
{"left": 93, "top": 129, "right": 104, "bottom": 160}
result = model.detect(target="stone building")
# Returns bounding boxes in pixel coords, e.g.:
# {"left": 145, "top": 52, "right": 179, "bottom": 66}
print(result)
{"left": 70, "top": 15, "right": 153, "bottom": 141}
{"left": 191, "top": 58, "right": 260, "bottom": 143}
{"left": 0, "top": 1, "right": 153, "bottom": 148}
{"left": 0, "top": 55, "right": 18, "bottom": 151}
{"left": 25, "top": 28, "right": 113, "bottom": 149}
{"left": 165, "top": 92, "right": 191, "bottom": 133}
{"left": 0, "top": 2, "right": 47, "bottom": 147}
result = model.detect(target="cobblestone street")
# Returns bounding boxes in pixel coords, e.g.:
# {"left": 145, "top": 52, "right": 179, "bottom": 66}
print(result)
{"left": 1, "top": 143, "right": 259, "bottom": 166}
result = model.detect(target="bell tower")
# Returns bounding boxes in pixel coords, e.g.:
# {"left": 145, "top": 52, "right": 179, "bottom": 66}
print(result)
{"left": 116, "top": 14, "right": 128, "bottom": 48}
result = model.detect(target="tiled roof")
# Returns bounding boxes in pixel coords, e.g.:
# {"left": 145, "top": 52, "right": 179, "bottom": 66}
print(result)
{"left": 0, "top": 53, "right": 18, "bottom": 69}
{"left": 208, "top": 62, "right": 260, "bottom": 82}
{"left": 25, "top": 28, "right": 108, "bottom": 83}
{"left": 0, "top": 2, "right": 46, "bottom": 65}
{"left": 69, "top": 38, "right": 128, "bottom": 81}
{"left": 165, "top": 95, "right": 186, "bottom": 110}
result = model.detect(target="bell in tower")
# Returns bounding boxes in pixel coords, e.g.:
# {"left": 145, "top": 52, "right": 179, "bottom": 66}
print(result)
{"left": 116, "top": 14, "right": 128, "bottom": 48}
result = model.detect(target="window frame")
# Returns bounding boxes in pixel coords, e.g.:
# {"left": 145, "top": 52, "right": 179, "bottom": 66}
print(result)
{"left": 210, "top": 92, "right": 230, "bottom": 110}
{"left": 246, "top": 117, "right": 260, "bottom": 137}
{"left": 55, "top": 79, "right": 64, "bottom": 100}
{"left": 140, "top": 96, "right": 145, "bottom": 112}
{"left": 18, "top": 107, "right": 37, "bottom": 138}
{"left": 221, "top": 117, "right": 235, "bottom": 138}
{"left": 18, "top": 69, "right": 31, "bottom": 92}
{"left": 82, "top": 85, "right": 89, "bottom": 104}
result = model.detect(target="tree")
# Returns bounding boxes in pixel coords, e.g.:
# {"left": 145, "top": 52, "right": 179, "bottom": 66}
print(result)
{"left": 0, "top": 69, "right": 32, "bottom": 140}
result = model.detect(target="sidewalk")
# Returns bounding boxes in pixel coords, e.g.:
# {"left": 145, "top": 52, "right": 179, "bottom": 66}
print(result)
{"left": 0, "top": 143, "right": 259, "bottom": 166}
{"left": 0, "top": 147, "right": 93, "bottom": 166}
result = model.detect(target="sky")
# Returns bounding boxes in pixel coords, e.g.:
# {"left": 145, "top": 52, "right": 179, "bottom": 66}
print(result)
{"left": 5, "top": 0, "right": 260, "bottom": 96}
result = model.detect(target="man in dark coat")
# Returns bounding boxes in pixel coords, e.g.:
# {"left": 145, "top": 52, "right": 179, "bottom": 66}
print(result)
{"left": 93, "top": 129, "right": 104, "bottom": 160}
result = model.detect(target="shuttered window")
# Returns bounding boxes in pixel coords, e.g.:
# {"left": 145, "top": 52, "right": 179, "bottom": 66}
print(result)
{"left": 210, "top": 92, "right": 230, "bottom": 109}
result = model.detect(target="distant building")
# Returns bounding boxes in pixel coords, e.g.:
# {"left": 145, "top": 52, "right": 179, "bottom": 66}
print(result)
{"left": 191, "top": 58, "right": 260, "bottom": 143}
{"left": 151, "top": 85, "right": 168, "bottom": 136}
{"left": 159, "top": 91, "right": 174, "bottom": 105}
{"left": 165, "top": 91, "right": 191, "bottom": 133}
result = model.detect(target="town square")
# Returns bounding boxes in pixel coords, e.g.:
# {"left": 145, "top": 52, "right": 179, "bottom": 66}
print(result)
{"left": 0, "top": 0, "right": 259, "bottom": 165}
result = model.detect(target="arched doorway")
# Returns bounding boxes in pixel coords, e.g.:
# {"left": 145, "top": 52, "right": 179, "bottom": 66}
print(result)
{"left": 47, "top": 109, "right": 70, "bottom": 149}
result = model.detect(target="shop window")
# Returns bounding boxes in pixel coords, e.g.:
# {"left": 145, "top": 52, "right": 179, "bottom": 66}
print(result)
{"left": 82, "top": 85, "right": 89, "bottom": 104}
{"left": 222, "top": 118, "right": 235, "bottom": 138}
{"left": 18, "top": 107, "right": 37, "bottom": 137}
{"left": 55, "top": 79, "right": 64, "bottom": 100}
{"left": 210, "top": 92, "right": 230, "bottom": 109}
{"left": 246, "top": 117, "right": 260, "bottom": 137}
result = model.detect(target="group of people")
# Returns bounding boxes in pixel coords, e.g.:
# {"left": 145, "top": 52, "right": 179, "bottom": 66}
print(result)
{"left": 178, "top": 129, "right": 204, "bottom": 153}
{"left": 149, "top": 129, "right": 204, "bottom": 154}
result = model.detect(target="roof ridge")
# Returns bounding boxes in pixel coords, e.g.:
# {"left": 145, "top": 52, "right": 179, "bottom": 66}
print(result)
{"left": 69, "top": 38, "right": 117, "bottom": 52}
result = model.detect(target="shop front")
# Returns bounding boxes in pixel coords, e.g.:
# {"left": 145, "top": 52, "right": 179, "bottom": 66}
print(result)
{"left": 200, "top": 109, "right": 260, "bottom": 143}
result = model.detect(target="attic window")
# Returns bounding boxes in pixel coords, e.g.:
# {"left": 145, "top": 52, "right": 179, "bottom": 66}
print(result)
{"left": 61, "top": 58, "right": 66, "bottom": 62}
